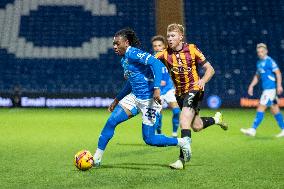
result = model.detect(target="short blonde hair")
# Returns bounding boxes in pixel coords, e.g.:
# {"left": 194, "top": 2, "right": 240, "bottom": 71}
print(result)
{"left": 256, "top": 43, "right": 267, "bottom": 50}
{"left": 167, "top": 23, "right": 184, "bottom": 34}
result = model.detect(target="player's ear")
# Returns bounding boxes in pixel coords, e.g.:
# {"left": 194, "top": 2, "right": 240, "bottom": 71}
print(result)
{"left": 125, "top": 39, "right": 130, "bottom": 46}
{"left": 180, "top": 34, "right": 183, "bottom": 41}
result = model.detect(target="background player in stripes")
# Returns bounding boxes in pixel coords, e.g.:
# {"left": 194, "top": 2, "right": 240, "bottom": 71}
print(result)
{"left": 151, "top": 35, "right": 180, "bottom": 137}
{"left": 156, "top": 23, "right": 228, "bottom": 169}
{"left": 240, "top": 43, "right": 284, "bottom": 137}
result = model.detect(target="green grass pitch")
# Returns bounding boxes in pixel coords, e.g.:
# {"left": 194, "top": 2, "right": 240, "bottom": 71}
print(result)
{"left": 0, "top": 108, "right": 283, "bottom": 189}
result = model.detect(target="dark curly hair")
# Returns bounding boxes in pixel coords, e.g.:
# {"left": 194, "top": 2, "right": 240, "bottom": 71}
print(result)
{"left": 114, "top": 28, "right": 141, "bottom": 47}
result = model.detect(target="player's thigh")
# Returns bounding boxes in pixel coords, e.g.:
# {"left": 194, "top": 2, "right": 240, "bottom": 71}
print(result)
{"left": 260, "top": 89, "right": 277, "bottom": 108}
{"left": 165, "top": 89, "right": 179, "bottom": 109}
{"left": 163, "top": 89, "right": 177, "bottom": 105}
{"left": 138, "top": 99, "right": 162, "bottom": 126}
{"left": 176, "top": 90, "right": 203, "bottom": 129}
{"left": 119, "top": 94, "right": 139, "bottom": 118}
{"left": 120, "top": 104, "right": 133, "bottom": 117}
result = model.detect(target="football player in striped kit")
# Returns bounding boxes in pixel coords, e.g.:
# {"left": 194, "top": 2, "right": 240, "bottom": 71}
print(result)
{"left": 156, "top": 23, "right": 228, "bottom": 169}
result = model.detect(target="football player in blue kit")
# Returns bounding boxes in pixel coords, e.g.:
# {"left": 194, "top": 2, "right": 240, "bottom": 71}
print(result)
{"left": 241, "top": 43, "right": 284, "bottom": 137}
{"left": 93, "top": 28, "right": 191, "bottom": 167}
{"left": 151, "top": 35, "right": 180, "bottom": 137}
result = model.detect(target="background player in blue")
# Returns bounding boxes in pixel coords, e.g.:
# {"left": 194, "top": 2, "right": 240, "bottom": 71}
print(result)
{"left": 151, "top": 35, "right": 180, "bottom": 137}
{"left": 241, "top": 43, "right": 284, "bottom": 137}
{"left": 93, "top": 28, "right": 191, "bottom": 166}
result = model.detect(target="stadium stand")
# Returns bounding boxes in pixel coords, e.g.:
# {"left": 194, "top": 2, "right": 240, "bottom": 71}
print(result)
{"left": 184, "top": 0, "right": 284, "bottom": 106}
{"left": 0, "top": 0, "right": 155, "bottom": 97}
{"left": 0, "top": 0, "right": 284, "bottom": 107}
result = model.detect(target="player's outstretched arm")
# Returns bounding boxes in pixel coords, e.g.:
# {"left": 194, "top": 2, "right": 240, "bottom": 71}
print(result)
{"left": 275, "top": 69, "right": 283, "bottom": 95}
{"left": 198, "top": 62, "right": 215, "bottom": 89}
{"left": 248, "top": 74, "right": 259, "bottom": 96}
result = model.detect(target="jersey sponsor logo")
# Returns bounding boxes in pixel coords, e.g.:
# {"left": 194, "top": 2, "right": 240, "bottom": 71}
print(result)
{"left": 137, "top": 52, "right": 147, "bottom": 59}
{"left": 0, "top": 0, "right": 116, "bottom": 59}
{"left": 171, "top": 66, "right": 192, "bottom": 74}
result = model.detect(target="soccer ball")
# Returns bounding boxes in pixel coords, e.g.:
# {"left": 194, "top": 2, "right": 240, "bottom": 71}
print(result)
{"left": 74, "top": 150, "right": 94, "bottom": 171}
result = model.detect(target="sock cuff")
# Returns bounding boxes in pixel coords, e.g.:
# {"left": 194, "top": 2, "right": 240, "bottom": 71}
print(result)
{"left": 94, "top": 148, "right": 104, "bottom": 159}
{"left": 96, "top": 148, "right": 104, "bottom": 154}
{"left": 256, "top": 111, "right": 264, "bottom": 115}
{"left": 181, "top": 129, "right": 191, "bottom": 138}
{"left": 172, "top": 107, "right": 181, "bottom": 114}
{"left": 274, "top": 112, "right": 282, "bottom": 117}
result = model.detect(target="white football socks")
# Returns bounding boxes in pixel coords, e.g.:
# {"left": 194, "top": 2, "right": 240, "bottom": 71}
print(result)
{"left": 94, "top": 148, "right": 104, "bottom": 160}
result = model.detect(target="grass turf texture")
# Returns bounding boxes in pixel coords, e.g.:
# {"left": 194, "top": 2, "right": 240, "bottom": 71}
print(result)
{"left": 0, "top": 108, "right": 283, "bottom": 189}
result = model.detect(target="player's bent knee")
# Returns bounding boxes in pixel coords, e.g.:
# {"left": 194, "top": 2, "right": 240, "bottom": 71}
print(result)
{"left": 270, "top": 105, "right": 280, "bottom": 115}
{"left": 191, "top": 122, "right": 203, "bottom": 132}
{"left": 105, "top": 117, "right": 116, "bottom": 127}
{"left": 142, "top": 133, "right": 157, "bottom": 146}
{"left": 100, "top": 116, "right": 120, "bottom": 139}
{"left": 143, "top": 135, "right": 154, "bottom": 146}
{"left": 142, "top": 124, "right": 167, "bottom": 146}
{"left": 257, "top": 105, "right": 266, "bottom": 112}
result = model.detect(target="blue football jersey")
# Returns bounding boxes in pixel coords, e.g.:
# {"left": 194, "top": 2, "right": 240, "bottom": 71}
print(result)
{"left": 121, "top": 47, "right": 157, "bottom": 100}
{"left": 160, "top": 66, "right": 175, "bottom": 95}
{"left": 256, "top": 56, "right": 279, "bottom": 90}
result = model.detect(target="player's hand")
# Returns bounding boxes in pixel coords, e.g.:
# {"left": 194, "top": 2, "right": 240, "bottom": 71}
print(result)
{"left": 248, "top": 86, "right": 254, "bottom": 96}
{"left": 153, "top": 88, "right": 161, "bottom": 105}
{"left": 108, "top": 98, "right": 119, "bottom": 112}
{"left": 197, "top": 79, "right": 205, "bottom": 90}
{"left": 277, "top": 85, "right": 283, "bottom": 95}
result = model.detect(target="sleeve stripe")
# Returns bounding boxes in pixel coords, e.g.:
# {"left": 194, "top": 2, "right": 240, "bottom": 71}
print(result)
{"left": 200, "top": 59, "right": 207, "bottom": 65}
{"left": 273, "top": 68, "right": 279, "bottom": 72}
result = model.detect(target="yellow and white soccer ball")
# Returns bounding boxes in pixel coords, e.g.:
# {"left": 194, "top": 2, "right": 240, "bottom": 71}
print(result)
{"left": 74, "top": 150, "right": 94, "bottom": 171}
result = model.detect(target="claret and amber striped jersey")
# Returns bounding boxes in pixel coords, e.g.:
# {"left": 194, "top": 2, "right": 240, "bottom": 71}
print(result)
{"left": 155, "top": 43, "right": 207, "bottom": 96}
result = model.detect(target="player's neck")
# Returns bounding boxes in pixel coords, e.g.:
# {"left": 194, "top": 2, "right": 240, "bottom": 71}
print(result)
{"left": 173, "top": 42, "right": 183, "bottom": 52}
{"left": 260, "top": 55, "right": 268, "bottom": 60}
